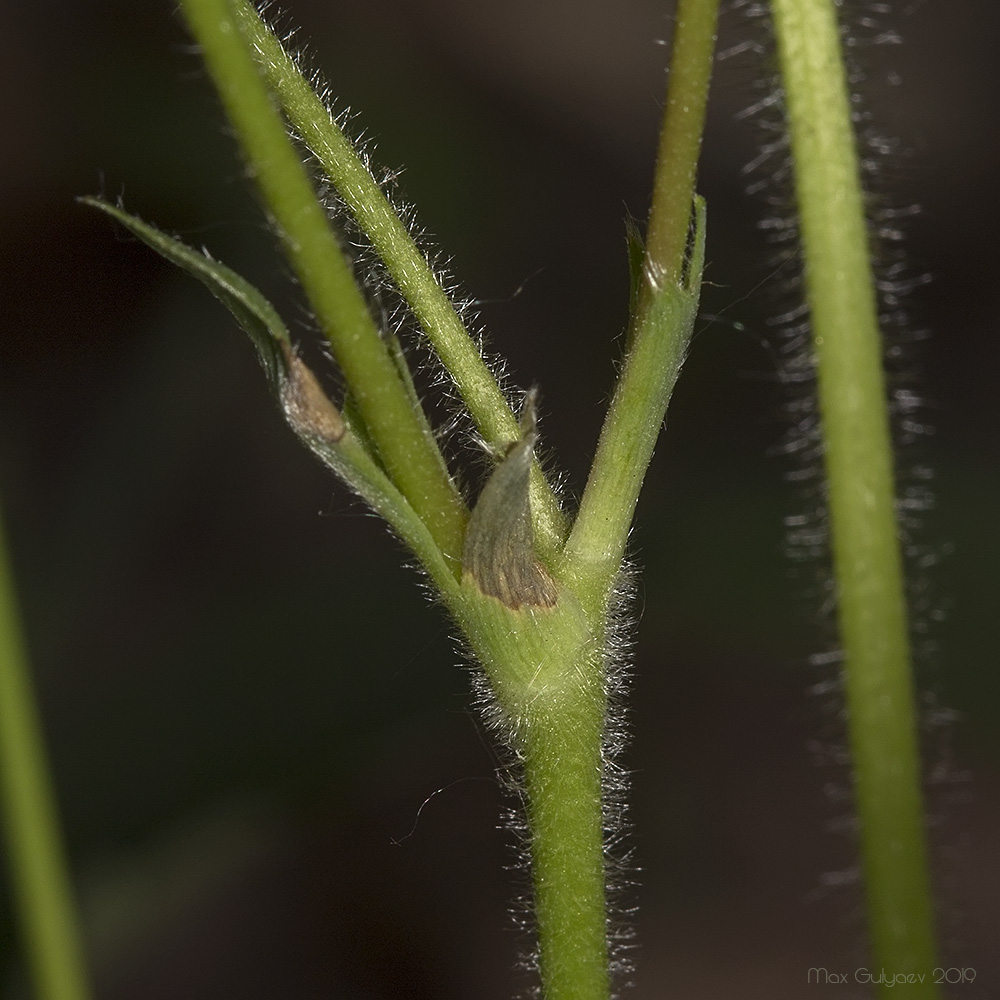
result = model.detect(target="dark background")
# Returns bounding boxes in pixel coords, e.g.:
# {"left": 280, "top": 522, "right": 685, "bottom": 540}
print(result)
{"left": 1, "top": 1, "right": 997, "bottom": 996}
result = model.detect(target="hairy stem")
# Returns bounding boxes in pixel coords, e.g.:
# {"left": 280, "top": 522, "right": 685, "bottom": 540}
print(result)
{"left": 563, "top": 0, "right": 719, "bottom": 615}
{"left": 0, "top": 506, "right": 92, "bottom": 1000}
{"left": 769, "top": 0, "right": 939, "bottom": 990}
{"left": 523, "top": 699, "right": 608, "bottom": 1000}
{"left": 562, "top": 202, "right": 705, "bottom": 617}
{"left": 178, "top": 0, "right": 467, "bottom": 570}
{"left": 231, "top": 0, "right": 567, "bottom": 560}
{"left": 456, "top": 589, "right": 607, "bottom": 1000}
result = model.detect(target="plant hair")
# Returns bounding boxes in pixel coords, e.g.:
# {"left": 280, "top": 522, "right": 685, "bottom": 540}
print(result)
{"left": 729, "top": 0, "right": 963, "bottom": 967}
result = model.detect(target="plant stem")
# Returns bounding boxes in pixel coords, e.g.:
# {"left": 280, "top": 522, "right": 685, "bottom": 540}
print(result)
{"left": 0, "top": 506, "right": 92, "bottom": 1000}
{"left": 456, "top": 590, "right": 607, "bottom": 1000}
{"left": 642, "top": 0, "right": 722, "bottom": 299}
{"left": 560, "top": 208, "right": 704, "bottom": 618}
{"left": 231, "top": 0, "right": 568, "bottom": 560}
{"left": 523, "top": 699, "right": 608, "bottom": 1000}
{"left": 178, "top": 0, "right": 467, "bottom": 571}
{"left": 562, "top": 0, "right": 718, "bottom": 616}
{"left": 769, "top": 0, "right": 939, "bottom": 990}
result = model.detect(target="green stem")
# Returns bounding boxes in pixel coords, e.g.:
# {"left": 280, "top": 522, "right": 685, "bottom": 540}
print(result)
{"left": 0, "top": 505, "right": 92, "bottom": 1000}
{"left": 178, "top": 0, "right": 467, "bottom": 570}
{"left": 642, "top": 0, "right": 722, "bottom": 299}
{"left": 231, "top": 0, "right": 567, "bottom": 561}
{"left": 523, "top": 700, "right": 608, "bottom": 1000}
{"left": 769, "top": 0, "right": 938, "bottom": 990}
{"left": 455, "top": 588, "right": 607, "bottom": 1000}
{"left": 562, "top": 0, "right": 719, "bottom": 616}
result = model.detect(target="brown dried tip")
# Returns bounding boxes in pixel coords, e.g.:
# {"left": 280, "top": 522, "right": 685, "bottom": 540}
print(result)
{"left": 279, "top": 345, "right": 346, "bottom": 446}
{"left": 462, "top": 393, "right": 557, "bottom": 610}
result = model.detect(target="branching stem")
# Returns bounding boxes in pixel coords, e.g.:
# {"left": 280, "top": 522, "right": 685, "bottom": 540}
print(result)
{"left": 231, "top": 0, "right": 568, "bottom": 560}
{"left": 179, "top": 0, "right": 467, "bottom": 570}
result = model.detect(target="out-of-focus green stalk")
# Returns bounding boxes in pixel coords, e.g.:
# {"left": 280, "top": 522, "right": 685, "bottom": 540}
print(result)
{"left": 0, "top": 504, "right": 92, "bottom": 1000}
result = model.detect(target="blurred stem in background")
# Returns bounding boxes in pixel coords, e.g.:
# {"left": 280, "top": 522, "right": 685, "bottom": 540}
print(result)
{"left": 0, "top": 502, "right": 93, "bottom": 1000}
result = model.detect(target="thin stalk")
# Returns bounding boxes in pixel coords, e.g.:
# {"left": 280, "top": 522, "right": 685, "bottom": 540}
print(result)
{"left": 0, "top": 506, "right": 92, "bottom": 1000}
{"left": 562, "top": 0, "right": 719, "bottom": 616}
{"left": 231, "top": 0, "right": 568, "bottom": 560}
{"left": 642, "top": 0, "right": 722, "bottom": 302}
{"left": 178, "top": 0, "right": 467, "bottom": 570}
{"left": 769, "top": 0, "right": 938, "bottom": 990}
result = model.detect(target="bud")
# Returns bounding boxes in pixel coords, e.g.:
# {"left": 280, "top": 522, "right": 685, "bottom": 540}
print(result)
{"left": 462, "top": 392, "right": 558, "bottom": 610}
{"left": 279, "top": 345, "right": 346, "bottom": 447}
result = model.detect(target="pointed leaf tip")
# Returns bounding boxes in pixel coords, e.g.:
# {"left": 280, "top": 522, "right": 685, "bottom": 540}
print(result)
{"left": 80, "top": 195, "right": 290, "bottom": 395}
